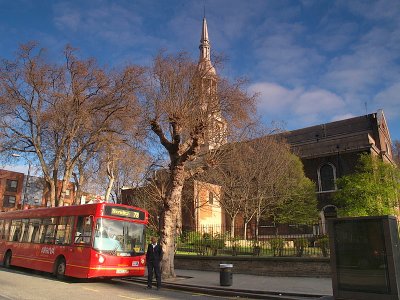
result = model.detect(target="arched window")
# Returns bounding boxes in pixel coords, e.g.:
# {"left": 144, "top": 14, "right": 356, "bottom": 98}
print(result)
{"left": 318, "top": 163, "right": 336, "bottom": 192}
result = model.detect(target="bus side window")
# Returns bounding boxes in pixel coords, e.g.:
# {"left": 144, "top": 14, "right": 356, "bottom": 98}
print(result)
{"left": 65, "top": 216, "right": 74, "bottom": 244}
{"left": 20, "top": 219, "right": 30, "bottom": 242}
{"left": 40, "top": 217, "right": 57, "bottom": 244}
{"left": 56, "top": 216, "right": 74, "bottom": 245}
{"left": 3, "top": 221, "right": 10, "bottom": 241}
{"left": 0, "top": 220, "right": 3, "bottom": 240}
{"left": 29, "top": 219, "right": 42, "bottom": 243}
{"left": 9, "top": 219, "right": 22, "bottom": 242}
{"left": 75, "top": 216, "right": 92, "bottom": 245}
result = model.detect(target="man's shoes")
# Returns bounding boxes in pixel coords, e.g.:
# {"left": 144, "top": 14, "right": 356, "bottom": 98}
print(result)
{"left": 146, "top": 286, "right": 152, "bottom": 289}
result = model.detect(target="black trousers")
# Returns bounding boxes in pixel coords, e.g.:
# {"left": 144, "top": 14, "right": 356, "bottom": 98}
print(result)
{"left": 147, "top": 260, "right": 161, "bottom": 288}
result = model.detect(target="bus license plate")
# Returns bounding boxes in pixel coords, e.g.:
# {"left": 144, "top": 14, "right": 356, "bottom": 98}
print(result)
{"left": 132, "top": 261, "right": 139, "bottom": 266}
{"left": 116, "top": 269, "right": 129, "bottom": 274}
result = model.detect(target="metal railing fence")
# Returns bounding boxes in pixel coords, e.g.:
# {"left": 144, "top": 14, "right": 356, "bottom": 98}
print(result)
{"left": 176, "top": 223, "right": 330, "bottom": 257}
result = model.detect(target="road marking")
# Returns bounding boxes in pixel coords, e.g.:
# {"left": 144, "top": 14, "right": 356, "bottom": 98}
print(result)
{"left": 83, "top": 287, "right": 99, "bottom": 292}
{"left": 118, "top": 296, "right": 160, "bottom": 300}
{"left": 118, "top": 296, "right": 137, "bottom": 300}
{"left": 180, "top": 291, "right": 228, "bottom": 299}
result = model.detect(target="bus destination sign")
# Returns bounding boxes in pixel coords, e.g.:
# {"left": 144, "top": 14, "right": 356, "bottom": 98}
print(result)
{"left": 104, "top": 206, "right": 145, "bottom": 221}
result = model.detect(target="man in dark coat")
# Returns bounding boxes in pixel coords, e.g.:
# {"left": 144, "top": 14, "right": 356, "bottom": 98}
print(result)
{"left": 146, "top": 236, "right": 163, "bottom": 289}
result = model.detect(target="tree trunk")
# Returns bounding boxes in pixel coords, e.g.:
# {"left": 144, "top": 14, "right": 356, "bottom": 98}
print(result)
{"left": 105, "top": 176, "right": 115, "bottom": 202}
{"left": 52, "top": 169, "right": 59, "bottom": 206}
{"left": 73, "top": 172, "right": 85, "bottom": 205}
{"left": 160, "top": 165, "right": 185, "bottom": 279}
{"left": 230, "top": 216, "right": 236, "bottom": 238}
{"left": 255, "top": 216, "right": 260, "bottom": 241}
{"left": 244, "top": 221, "right": 248, "bottom": 240}
{"left": 176, "top": 199, "right": 182, "bottom": 236}
{"left": 59, "top": 169, "right": 73, "bottom": 206}
{"left": 105, "top": 160, "right": 115, "bottom": 202}
{"left": 48, "top": 180, "right": 56, "bottom": 207}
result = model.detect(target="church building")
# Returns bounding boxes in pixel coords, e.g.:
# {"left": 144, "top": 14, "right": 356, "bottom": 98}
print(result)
{"left": 122, "top": 16, "right": 396, "bottom": 233}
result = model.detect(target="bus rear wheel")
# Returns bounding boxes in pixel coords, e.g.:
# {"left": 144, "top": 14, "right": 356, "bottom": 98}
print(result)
{"left": 3, "top": 251, "right": 12, "bottom": 268}
{"left": 54, "top": 257, "right": 66, "bottom": 280}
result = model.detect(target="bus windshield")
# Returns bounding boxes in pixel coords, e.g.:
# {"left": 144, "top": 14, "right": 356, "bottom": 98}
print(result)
{"left": 93, "top": 218, "right": 145, "bottom": 256}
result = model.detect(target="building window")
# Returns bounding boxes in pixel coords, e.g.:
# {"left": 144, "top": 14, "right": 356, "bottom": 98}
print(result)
{"left": 3, "top": 195, "right": 16, "bottom": 207}
{"left": 6, "top": 180, "right": 18, "bottom": 192}
{"left": 318, "top": 163, "right": 336, "bottom": 192}
{"left": 208, "top": 191, "right": 214, "bottom": 205}
{"left": 65, "top": 189, "right": 70, "bottom": 198}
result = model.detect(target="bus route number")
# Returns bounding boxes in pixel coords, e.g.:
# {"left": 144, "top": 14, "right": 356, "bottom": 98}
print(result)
{"left": 111, "top": 208, "right": 139, "bottom": 219}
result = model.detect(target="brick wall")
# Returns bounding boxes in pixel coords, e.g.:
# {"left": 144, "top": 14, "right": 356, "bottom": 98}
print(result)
{"left": 175, "top": 255, "right": 331, "bottom": 277}
{"left": 0, "top": 170, "right": 24, "bottom": 211}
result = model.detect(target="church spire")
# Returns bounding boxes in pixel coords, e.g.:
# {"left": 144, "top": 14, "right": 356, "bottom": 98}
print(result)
{"left": 199, "top": 17, "right": 210, "bottom": 61}
{"left": 198, "top": 17, "right": 216, "bottom": 76}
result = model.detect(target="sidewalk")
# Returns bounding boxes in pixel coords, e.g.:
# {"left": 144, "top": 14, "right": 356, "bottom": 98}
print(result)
{"left": 126, "top": 268, "right": 333, "bottom": 299}
{"left": 174, "top": 269, "right": 332, "bottom": 296}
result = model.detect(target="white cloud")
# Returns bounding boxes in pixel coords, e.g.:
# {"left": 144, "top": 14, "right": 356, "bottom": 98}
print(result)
{"left": 322, "top": 18, "right": 400, "bottom": 94}
{"left": 313, "top": 21, "right": 359, "bottom": 53}
{"left": 341, "top": 0, "right": 400, "bottom": 21}
{"left": 295, "top": 89, "right": 345, "bottom": 115}
{"left": 53, "top": 2, "right": 145, "bottom": 46}
{"left": 331, "top": 113, "right": 356, "bottom": 122}
{"left": 250, "top": 81, "right": 346, "bottom": 119}
{"left": 53, "top": 3, "right": 81, "bottom": 32}
{"left": 249, "top": 82, "right": 299, "bottom": 114}
{"left": 373, "top": 82, "right": 400, "bottom": 118}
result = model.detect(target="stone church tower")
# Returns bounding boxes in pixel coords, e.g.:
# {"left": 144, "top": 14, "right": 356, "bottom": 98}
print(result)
{"left": 198, "top": 17, "right": 227, "bottom": 151}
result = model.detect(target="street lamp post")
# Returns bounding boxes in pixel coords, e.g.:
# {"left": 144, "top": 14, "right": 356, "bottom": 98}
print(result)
{"left": 11, "top": 154, "right": 32, "bottom": 209}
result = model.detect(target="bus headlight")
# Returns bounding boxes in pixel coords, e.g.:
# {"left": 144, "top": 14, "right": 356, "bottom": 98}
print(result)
{"left": 140, "top": 258, "right": 145, "bottom": 265}
{"left": 98, "top": 255, "right": 105, "bottom": 264}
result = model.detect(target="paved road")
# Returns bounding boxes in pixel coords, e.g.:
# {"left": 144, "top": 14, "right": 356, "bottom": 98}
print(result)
{"left": 0, "top": 267, "right": 237, "bottom": 300}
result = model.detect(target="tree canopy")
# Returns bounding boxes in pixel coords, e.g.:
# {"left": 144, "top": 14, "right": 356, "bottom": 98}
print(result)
{"left": 140, "top": 52, "right": 257, "bottom": 278}
{"left": 200, "top": 136, "right": 318, "bottom": 238}
{"left": 334, "top": 154, "right": 400, "bottom": 217}
{"left": 0, "top": 43, "right": 143, "bottom": 206}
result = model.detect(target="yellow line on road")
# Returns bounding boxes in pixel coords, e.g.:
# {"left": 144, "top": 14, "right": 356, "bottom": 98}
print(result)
{"left": 180, "top": 290, "right": 228, "bottom": 299}
{"left": 118, "top": 296, "right": 160, "bottom": 300}
{"left": 83, "top": 287, "right": 99, "bottom": 292}
{"left": 118, "top": 296, "right": 137, "bottom": 300}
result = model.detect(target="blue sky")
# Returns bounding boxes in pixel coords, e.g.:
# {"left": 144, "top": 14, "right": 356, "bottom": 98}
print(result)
{"left": 1, "top": 0, "right": 399, "bottom": 143}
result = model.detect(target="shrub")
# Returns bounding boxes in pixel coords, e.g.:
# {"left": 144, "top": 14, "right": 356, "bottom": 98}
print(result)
{"left": 252, "top": 240, "right": 261, "bottom": 256}
{"left": 293, "top": 238, "right": 308, "bottom": 257}
{"left": 270, "top": 237, "right": 285, "bottom": 257}
{"left": 316, "top": 236, "right": 330, "bottom": 257}
{"left": 228, "top": 236, "right": 241, "bottom": 256}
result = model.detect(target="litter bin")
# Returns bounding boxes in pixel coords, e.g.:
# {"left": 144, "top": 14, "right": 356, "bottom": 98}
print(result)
{"left": 219, "top": 263, "right": 233, "bottom": 286}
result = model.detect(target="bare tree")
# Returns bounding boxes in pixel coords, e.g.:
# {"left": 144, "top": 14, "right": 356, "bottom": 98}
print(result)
{"left": 72, "top": 146, "right": 98, "bottom": 205}
{"left": 102, "top": 144, "right": 150, "bottom": 203}
{"left": 0, "top": 43, "right": 143, "bottom": 206}
{"left": 201, "top": 135, "right": 317, "bottom": 239}
{"left": 124, "top": 167, "right": 169, "bottom": 232}
{"left": 200, "top": 143, "right": 251, "bottom": 238}
{"left": 140, "top": 52, "right": 256, "bottom": 278}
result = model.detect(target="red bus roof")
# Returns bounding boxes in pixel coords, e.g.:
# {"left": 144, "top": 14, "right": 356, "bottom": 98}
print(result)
{"left": 0, "top": 203, "right": 148, "bottom": 223}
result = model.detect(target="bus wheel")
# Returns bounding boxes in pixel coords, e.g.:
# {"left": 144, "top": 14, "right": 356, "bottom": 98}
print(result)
{"left": 54, "top": 257, "right": 66, "bottom": 280}
{"left": 3, "top": 251, "right": 12, "bottom": 268}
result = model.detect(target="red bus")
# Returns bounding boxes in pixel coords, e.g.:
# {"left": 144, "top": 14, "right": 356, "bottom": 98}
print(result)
{"left": 0, "top": 203, "right": 148, "bottom": 279}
